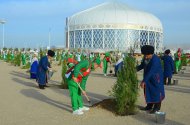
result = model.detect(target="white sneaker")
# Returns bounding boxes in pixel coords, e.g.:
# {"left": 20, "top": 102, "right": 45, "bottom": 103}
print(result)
{"left": 104, "top": 74, "right": 107, "bottom": 76}
{"left": 79, "top": 106, "right": 90, "bottom": 111}
{"left": 73, "top": 109, "right": 84, "bottom": 115}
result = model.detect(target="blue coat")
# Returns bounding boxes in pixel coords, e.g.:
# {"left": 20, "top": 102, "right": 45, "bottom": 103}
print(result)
{"left": 30, "top": 60, "right": 38, "bottom": 79}
{"left": 161, "top": 55, "right": 174, "bottom": 78}
{"left": 137, "top": 55, "right": 165, "bottom": 103}
{"left": 36, "top": 56, "right": 48, "bottom": 85}
{"left": 115, "top": 58, "right": 123, "bottom": 75}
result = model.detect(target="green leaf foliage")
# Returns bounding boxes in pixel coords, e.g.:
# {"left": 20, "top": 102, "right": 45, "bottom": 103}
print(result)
{"left": 181, "top": 54, "right": 187, "bottom": 66}
{"left": 111, "top": 55, "right": 139, "bottom": 115}
{"left": 14, "top": 52, "right": 21, "bottom": 66}
{"left": 61, "top": 60, "right": 68, "bottom": 89}
{"left": 22, "top": 62, "right": 31, "bottom": 69}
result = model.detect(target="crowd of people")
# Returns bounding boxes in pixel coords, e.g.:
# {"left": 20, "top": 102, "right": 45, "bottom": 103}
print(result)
{"left": 0, "top": 46, "right": 189, "bottom": 115}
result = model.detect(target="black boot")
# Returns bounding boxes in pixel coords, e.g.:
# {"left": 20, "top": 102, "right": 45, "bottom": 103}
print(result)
{"left": 141, "top": 103, "right": 153, "bottom": 111}
{"left": 168, "top": 78, "right": 171, "bottom": 85}
{"left": 39, "top": 84, "right": 45, "bottom": 89}
{"left": 150, "top": 102, "right": 161, "bottom": 114}
{"left": 164, "top": 77, "right": 167, "bottom": 85}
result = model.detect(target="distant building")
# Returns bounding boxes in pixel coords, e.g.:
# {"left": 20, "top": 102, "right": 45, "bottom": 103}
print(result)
{"left": 66, "top": 2, "right": 163, "bottom": 53}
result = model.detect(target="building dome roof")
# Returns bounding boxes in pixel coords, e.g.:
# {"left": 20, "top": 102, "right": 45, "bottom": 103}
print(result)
{"left": 68, "top": 2, "right": 163, "bottom": 32}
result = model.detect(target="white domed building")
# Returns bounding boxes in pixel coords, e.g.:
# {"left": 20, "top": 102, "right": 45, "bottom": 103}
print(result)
{"left": 65, "top": 2, "right": 163, "bottom": 53}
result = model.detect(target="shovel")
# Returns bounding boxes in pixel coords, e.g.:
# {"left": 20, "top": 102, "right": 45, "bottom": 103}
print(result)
{"left": 76, "top": 82, "right": 91, "bottom": 106}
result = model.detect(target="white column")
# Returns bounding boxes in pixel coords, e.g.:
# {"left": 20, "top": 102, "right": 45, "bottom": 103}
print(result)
{"left": 74, "top": 31, "right": 75, "bottom": 48}
{"left": 160, "top": 33, "right": 163, "bottom": 52}
{"left": 114, "top": 30, "right": 116, "bottom": 49}
{"left": 154, "top": 32, "right": 157, "bottom": 53}
{"left": 147, "top": 31, "right": 149, "bottom": 45}
{"left": 3, "top": 24, "right": 4, "bottom": 48}
{"left": 127, "top": 30, "right": 130, "bottom": 51}
{"left": 138, "top": 30, "right": 140, "bottom": 51}
{"left": 103, "top": 29, "right": 104, "bottom": 49}
{"left": 0, "top": 20, "right": 6, "bottom": 48}
{"left": 67, "top": 18, "right": 70, "bottom": 49}
{"left": 91, "top": 29, "right": 93, "bottom": 49}
{"left": 82, "top": 30, "right": 83, "bottom": 48}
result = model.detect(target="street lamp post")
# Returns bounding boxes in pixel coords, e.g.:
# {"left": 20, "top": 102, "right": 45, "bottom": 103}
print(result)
{"left": 48, "top": 28, "right": 51, "bottom": 49}
{"left": 0, "top": 19, "right": 6, "bottom": 48}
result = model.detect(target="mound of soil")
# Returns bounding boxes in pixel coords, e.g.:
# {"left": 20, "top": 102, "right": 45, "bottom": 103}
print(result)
{"left": 92, "top": 99, "right": 138, "bottom": 116}
{"left": 92, "top": 99, "right": 117, "bottom": 114}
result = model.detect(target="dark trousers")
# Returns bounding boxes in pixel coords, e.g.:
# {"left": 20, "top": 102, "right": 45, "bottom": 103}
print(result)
{"left": 147, "top": 102, "right": 161, "bottom": 110}
{"left": 144, "top": 87, "right": 161, "bottom": 111}
{"left": 164, "top": 77, "right": 171, "bottom": 85}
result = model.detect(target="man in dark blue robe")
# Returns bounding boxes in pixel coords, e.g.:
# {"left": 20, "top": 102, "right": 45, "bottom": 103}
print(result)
{"left": 36, "top": 50, "right": 55, "bottom": 89}
{"left": 161, "top": 49, "right": 174, "bottom": 85}
{"left": 137, "top": 45, "right": 165, "bottom": 113}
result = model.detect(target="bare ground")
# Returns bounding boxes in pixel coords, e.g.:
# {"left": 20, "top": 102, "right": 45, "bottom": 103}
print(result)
{"left": 0, "top": 60, "right": 190, "bottom": 125}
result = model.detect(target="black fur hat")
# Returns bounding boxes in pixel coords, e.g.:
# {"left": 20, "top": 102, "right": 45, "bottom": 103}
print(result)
{"left": 47, "top": 50, "right": 55, "bottom": 57}
{"left": 141, "top": 45, "right": 154, "bottom": 55}
{"left": 165, "top": 49, "right": 170, "bottom": 55}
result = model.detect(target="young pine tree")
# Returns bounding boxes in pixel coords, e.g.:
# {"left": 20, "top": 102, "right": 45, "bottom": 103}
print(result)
{"left": 181, "top": 54, "right": 187, "bottom": 66}
{"left": 0, "top": 51, "right": 2, "bottom": 60}
{"left": 14, "top": 52, "right": 21, "bottom": 66}
{"left": 61, "top": 60, "right": 68, "bottom": 89}
{"left": 6, "top": 52, "right": 11, "bottom": 63}
{"left": 111, "top": 55, "right": 139, "bottom": 115}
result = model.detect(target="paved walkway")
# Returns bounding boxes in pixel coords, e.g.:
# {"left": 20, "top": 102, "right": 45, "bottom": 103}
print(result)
{"left": 0, "top": 60, "right": 190, "bottom": 125}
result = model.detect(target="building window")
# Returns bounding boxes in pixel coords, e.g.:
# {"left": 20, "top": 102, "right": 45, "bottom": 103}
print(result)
{"left": 83, "top": 30, "right": 92, "bottom": 48}
{"left": 93, "top": 29, "right": 103, "bottom": 49}
{"left": 140, "top": 30, "right": 148, "bottom": 46}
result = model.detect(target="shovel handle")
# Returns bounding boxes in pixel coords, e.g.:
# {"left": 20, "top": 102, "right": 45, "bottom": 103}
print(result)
{"left": 76, "top": 82, "right": 90, "bottom": 102}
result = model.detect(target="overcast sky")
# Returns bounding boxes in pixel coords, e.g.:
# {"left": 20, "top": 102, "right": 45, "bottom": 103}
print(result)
{"left": 0, "top": 0, "right": 190, "bottom": 49}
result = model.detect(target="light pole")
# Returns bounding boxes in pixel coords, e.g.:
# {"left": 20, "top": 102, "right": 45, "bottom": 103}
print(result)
{"left": 48, "top": 28, "right": 51, "bottom": 49}
{"left": 0, "top": 19, "right": 6, "bottom": 48}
